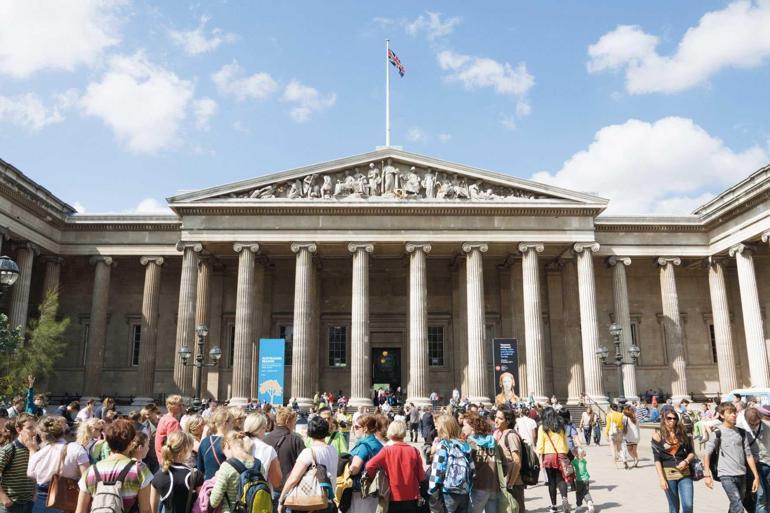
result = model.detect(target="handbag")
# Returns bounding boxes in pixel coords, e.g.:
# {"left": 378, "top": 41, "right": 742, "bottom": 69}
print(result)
{"left": 545, "top": 432, "right": 575, "bottom": 483}
{"left": 689, "top": 457, "right": 705, "bottom": 481}
{"left": 283, "top": 448, "right": 329, "bottom": 511}
{"left": 46, "top": 444, "right": 80, "bottom": 513}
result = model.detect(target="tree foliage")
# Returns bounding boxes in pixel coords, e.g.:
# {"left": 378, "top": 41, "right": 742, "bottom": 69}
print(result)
{"left": 0, "top": 291, "right": 70, "bottom": 397}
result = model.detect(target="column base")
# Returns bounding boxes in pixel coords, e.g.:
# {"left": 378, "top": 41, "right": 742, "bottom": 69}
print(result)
{"left": 296, "top": 397, "right": 314, "bottom": 410}
{"left": 405, "top": 396, "right": 431, "bottom": 408}
{"left": 468, "top": 396, "right": 492, "bottom": 408}
{"left": 348, "top": 397, "right": 374, "bottom": 408}
{"left": 566, "top": 395, "right": 584, "bottom": 406}
{"left": 131, "top": 397, "right": 156, "bottom": 407}
{"left": 228, "top": 396, "right": 249, "bottom": 407}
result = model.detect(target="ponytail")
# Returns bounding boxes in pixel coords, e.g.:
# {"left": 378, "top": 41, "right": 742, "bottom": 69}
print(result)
{"left": 161, "top": 431, "right": 194, "bottom": 472}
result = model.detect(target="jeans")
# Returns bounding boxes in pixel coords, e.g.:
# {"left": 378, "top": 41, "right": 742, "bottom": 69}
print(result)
{"left": 582, "top": 427, "right": 592, "bottom": 445}
{"left": 592, "top": 424, "right": 601, "bottom": 444}
{"left": 575, "top": 481, "right": 593, "bottom": 507}
{"left": 664, "top": 477, "right": 693, "bottom": 513}
{"left": 757, "top": 463, "right": 770, "bottom": 513}
{"left": 443, "top": 493, "right": 470, "bottom": 513}
{"left": 31, "top": 489, "right": 64, "bottom": 513}
{"left": 470, "top": 489, "right": 497, "bottom": 513}
{"left": 721, "top": 475, "right": 747, "bottom": 513}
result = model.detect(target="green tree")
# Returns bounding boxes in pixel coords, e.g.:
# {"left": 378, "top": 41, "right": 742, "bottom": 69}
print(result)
{"left": 0, "top": 291, "right": 70, "bottom": 397}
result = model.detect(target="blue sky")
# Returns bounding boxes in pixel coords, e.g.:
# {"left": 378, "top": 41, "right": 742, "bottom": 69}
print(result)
{"left": 1, "top": 1, "right": 769, "bottom": 215}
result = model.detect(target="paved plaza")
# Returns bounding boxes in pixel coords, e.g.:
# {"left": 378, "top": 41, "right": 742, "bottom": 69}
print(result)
{"left": 515, "top": 427, "right": 730, "bottom": 512}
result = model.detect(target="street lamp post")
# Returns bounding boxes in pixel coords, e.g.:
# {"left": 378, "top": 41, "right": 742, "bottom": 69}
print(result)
{"left": 596, "top": 322, "right": 641, "bottom": 404}
{"left": 178, "top": 324, "right": 222, "bottom": 410}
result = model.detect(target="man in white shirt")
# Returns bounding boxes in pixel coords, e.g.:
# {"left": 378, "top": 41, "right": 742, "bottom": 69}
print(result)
{"left": 76, "top": 399, "right": 95, "bottom": 422}
{"left": 515, "top": 408, "right": 538, "bottom": 447}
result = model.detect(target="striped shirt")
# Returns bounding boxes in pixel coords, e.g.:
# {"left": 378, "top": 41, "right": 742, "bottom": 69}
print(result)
{"left": 0, "top": 441, "right": 34, "bottom": 503}
{"left": 210, "top": 459, "right": 256, "bottom": 513}
{"left": 79, "top": 456, "right": 153, "bottom": 512}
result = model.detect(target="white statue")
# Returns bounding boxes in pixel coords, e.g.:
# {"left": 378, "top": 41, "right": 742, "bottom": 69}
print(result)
{"left": 422, "top": 171, "right": 436, "bottom": 199}
{"left": 403, "top": 167, "right": 421, "bottom": 196}
{"left": 320, "top": 176, "right": 333, "bottom": 199}
{"left": 367, "top": 163, "right": 381, "bottom": 197}
{"left": 288, "top": 181, "right": 300, "bottom": 199}
{"left": 383, "top": 159, "right": 398, "bottom": 195}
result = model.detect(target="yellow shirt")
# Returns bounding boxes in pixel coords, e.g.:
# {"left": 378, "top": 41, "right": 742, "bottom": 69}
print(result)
{"left": 604, "top": 411, "right": 624, "bottom": 436}
{"left": 535, "top": 427, "right": 569, "bottom": 455}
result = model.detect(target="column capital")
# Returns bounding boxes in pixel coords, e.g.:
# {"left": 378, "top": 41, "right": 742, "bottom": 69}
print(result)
{"left": 462, "top": 242, "right": 488, "bottom": 254}
{"left": 762, "top": 231, "right": 770, "bottom": 244}
{"left": 233, "top": 243, "right": 260, "bottom": 254}
{"left": 176, "top": 241, "right": 203, "bottom": 253}
{"left": 12, "top": 241, "right": 40, "bottom": 256}
{"left": 347, "top": 243, "right": 374, "bottom": 254}
{"left": 656, "top": 256, "right": 681, "bottom": 267}
{"left": 573, "top": 242, "right": 600, "bottom": 254}
{"left": 89, "top": 255, "right": 115, "bottom": 267}
{"left": 728, "top": 243, "right": 754, "bottom": 257}
{"left": 518, "top": 242, "right": 544, "bottom": 254}
{"left": 290, "top": 242, "right": 317, "bottom": 254}
{"left": 607, "top": 256, "right": 631, "bottom": 267}
{"left": 140, "top": 256, "right": 165, "bottom": 266}
{"left": 40, "top": 255, "right": 64, "bottom": 265}
{"left": 405, "top": 242, "right": 431, "bottom": 254}
{"left": 0, "top": 227, "right": 9, "bottom": 241}
{"left": 707, "top": 255, "right": 730, "bottom": 268}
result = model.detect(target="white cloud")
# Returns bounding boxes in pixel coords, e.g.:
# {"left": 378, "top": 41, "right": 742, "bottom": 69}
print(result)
{"left": 438, "top": 133, "right": 452, "bottom": 143}
{"left": 72, "top": 201, "right": 87, "bottom": 214}
{"left": 438, "top": 50, "right": 534, "bottom": 117}
{"left": 169, "top": 16, "right": 237, "bottom": 56}
{"left": 211, "top": 61, "right": 278, "bottom": 101}
{"left": 0, "top": 0, "right": 124, "bottom": 78}
{"left": 193, "top": 97, "right": 217, "bottom": 130}
{"left": 587, "top": 1, "right": 770, "bottom": 94}
{"left": 0, "top": 93, "right": 65, "bottom": 131}
{"left": 407, "top": 127, "right": 427, "bottom": 143}
{"left": 81, "top": 52, "right": 194, "bottom": 153}
{"left": 132, "top": 198, "right": 172, "bottom": 214}
{"left": 405, "top": 12, "right": 461, "bottom": 40}
{"left": 531, "top": 117, "right": 768, "bottom": 215}
{"left": 281, "top": 80, "right": 335, "bottom": 122}
{"left": 498, "top": 114, "right": 516, "bottom": 131}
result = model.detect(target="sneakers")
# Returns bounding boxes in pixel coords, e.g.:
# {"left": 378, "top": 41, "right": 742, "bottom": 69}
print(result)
{"left": 548, "top": 506, "right": 559, "bottom": 513}
{"left": 586, "top": 500, "right": 595, "bottom": 513}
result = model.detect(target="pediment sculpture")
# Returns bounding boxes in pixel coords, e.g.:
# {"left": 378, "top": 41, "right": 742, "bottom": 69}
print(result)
{"left": 224, "top": 159, "right": 551, "bottom": 201}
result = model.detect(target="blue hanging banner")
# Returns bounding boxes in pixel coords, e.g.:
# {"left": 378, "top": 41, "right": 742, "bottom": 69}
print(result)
{"left": 258, "top": 338, "right": 285, "bottom": 405}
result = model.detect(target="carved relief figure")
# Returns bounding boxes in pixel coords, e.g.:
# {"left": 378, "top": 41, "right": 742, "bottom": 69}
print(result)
{"left": 422, "top": 170, "right": 436, "bottom": 199}
{"left": 383, "top": 159, "right": 398, "bottom": 194}
{"left": 288, "top": 181, "right": 300, "bottom": 199}
{"left": 249, "top": 184, "right": 276, "bottom": 199}
{"left": 320, "top": 175, "right": 333, "bottom": 199}
{"left": 367, "top": 163, "right": 381, "bottom": 197}
{"left": 403, "top": 167, "right": 422, "bottom": 196}
{"left": 303, "top": 174, "right": 319, "bottom": 198}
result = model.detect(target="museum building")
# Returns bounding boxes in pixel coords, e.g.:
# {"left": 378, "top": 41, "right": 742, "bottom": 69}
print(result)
{"left": 2, "top": 147, "right": 770, "bottom": 407}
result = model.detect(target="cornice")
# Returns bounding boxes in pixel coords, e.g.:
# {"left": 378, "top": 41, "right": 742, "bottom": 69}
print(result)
{"left": 595, "top": 221, "right": 707, "bottom": 233}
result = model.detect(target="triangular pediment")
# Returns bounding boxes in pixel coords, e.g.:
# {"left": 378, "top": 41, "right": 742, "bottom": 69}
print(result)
{"left": 168, "top": 148, "right": 607, "bottom": 208}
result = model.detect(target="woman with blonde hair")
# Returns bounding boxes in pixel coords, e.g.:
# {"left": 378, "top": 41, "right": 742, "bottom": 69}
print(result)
{"left": 196, "top": 407, "right": 233, "bottom": 479}
{"left": 243, "top": 413, "right": 282, "bottom": 489}
{"left": 228, "top": 407, "right": 246, "bottom": 431}
{"left": 127, "top": 432, "right": 150, "bottom": 464}
{"left": 27, "top": 416, "right": 90, "bottom": 513}
{"left": 428, "top": 414, "right": 474, "bottom": 513}
{"left": 150, "top": 431, "right": 202, "bottom": 513}
{"left": 76, "top": 418, "right": 106, "bottom": 464}
{"left": 210, "top": 432, "right": 257, "bottom": 513}
{"left": 183, "top": 415, "right": 206, "bottom": 461}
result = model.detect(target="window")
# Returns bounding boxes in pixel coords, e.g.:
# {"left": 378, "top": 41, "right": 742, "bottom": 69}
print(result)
{"left": 428, "top": 326, "right": 444, "bottom": 366}
{"left": 630, "top": 322, "right": 639, "bottom": 348}
{"left": 279, "top": 325, "right": 293, "bottom": 365}
{"left": 82, "top": 323, "right": 90, "bottom": 366}
{"left": 130, "top": 324, "right": 141, "bottom": 367}
{"left": 709, "top": 324, "right": 718, "bottom": 363}
{"left": 227, "top": 324, "right": 236, "bottom": 368}
{"left": 328, "top": 326, "right": 347, "bottom": 367}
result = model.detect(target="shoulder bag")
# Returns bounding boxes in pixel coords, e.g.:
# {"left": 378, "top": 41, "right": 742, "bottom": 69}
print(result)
{"left": 544, "top": 432, "right": 575, "bottom": 483}
{"left": 46, "top": 444, "right": 80, "bottom": 513}
{"left": 283, "top": 448, "right": 329, "bottom": 511}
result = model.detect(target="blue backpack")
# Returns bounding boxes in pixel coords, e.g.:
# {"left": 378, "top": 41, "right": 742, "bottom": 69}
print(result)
{"left": 225, "top": 458, "right": 272, "bottom": 513}
{"left": 441, "top": 440, "right": 473, "bottom": 494}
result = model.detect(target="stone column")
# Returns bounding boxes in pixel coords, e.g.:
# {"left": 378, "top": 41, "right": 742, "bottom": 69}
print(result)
{"left": 574, "top": 243, "right": 607, "bottom": 404}
{"left": 707, "top": 258, "right": 739, "bottom": 394}
{"left": 173, "top": 242, "right": 202, "bottom": 396}
{"left": 230, "top": 244, "right": 260, "bottom": 406}
{"left": 250, "top": 259, "right": 266, "bottom": 401}
{"left": 657, "top": 257, "right": 690, "bottom": 401}
{"left": 608, "top": 256, "right": 639, "bottom": 401}
{"left": 291, "top": 243, "right": 317, "bottom": 409}
{"left": 41, "top": 256, "right": 64, "bottom": 296}
{"left": 463, "top": 242, "right": 491, "bottom": 405}
{"left": 193, "top": 256, "right": 212, "bottom": 394}
{"left": 83, "top": 256, "right": 113, "bottom": 397}
{"left": 729, "top": 244, "right": 770, "bottom": 388}
{"left": 0, "top": 227, "right": 8, "bottom": 255}
{"left": 135, "top": 257, "right": 164, "bottom": 403}
{"left": 562, "top": 260, "right": 585, "bottom": 404}
{"left": 518, "top": 243, "right": 548, "bottom": 403}
{"left": 8, "top": 242, "right": 37, "bottom": 330}
{"left": 348, "top": 243, "right": 374, "bottom": 407}
{"left": 406, "top": 243, "right": 431, "bottom": 407}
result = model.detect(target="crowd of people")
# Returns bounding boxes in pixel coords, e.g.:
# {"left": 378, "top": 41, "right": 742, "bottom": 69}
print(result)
{"left": 2, "top": 377, "right": 770, "bottom": 513}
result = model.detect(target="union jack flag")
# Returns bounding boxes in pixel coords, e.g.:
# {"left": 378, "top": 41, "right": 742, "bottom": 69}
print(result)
{"left": 388, "top": 48, "right": 405, "bottom": 77}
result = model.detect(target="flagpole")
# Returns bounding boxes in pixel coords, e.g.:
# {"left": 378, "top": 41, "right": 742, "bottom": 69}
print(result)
{"left": 385, "top": 39, "right": 390, "bottom": 147}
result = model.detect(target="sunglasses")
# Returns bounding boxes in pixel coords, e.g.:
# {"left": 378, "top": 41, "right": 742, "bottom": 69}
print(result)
{"left": 665, "top": 416, "right": 677, "bottom": 421}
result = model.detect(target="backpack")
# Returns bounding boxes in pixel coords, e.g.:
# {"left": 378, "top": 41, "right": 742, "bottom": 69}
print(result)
{"left": 191, "top": 477, "right": 219, "bottom": 513}
{"left": 681, "top": 412, "right": 695, "bottom": 434}
{"left": 518, "top": 437, "right": 541, "bottom": 486}
{"left": 225, "top": 458, "right": 272, "bottom": 513}
{"left": 90, "top": 460, "right": 136, "bottom": 513}
{"left": 708, "top": 427, "right": 746, "bottom": 482}
{"left": 440, "top": 440, "right": 473, "bottom": 494}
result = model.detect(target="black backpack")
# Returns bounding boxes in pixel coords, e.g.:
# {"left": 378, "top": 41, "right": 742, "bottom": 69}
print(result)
{"left": 709, "top": 427, "right": 747, "bottom": 482}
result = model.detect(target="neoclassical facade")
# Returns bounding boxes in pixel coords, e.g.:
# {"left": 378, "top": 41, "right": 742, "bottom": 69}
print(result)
{"left": 2, "top": 148, "right": 770, "bottom": 406}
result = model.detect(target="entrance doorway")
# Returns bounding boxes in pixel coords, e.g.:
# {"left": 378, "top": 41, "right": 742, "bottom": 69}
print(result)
{"left": 371, "top": 347, "right": 401, "bottom": 391}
